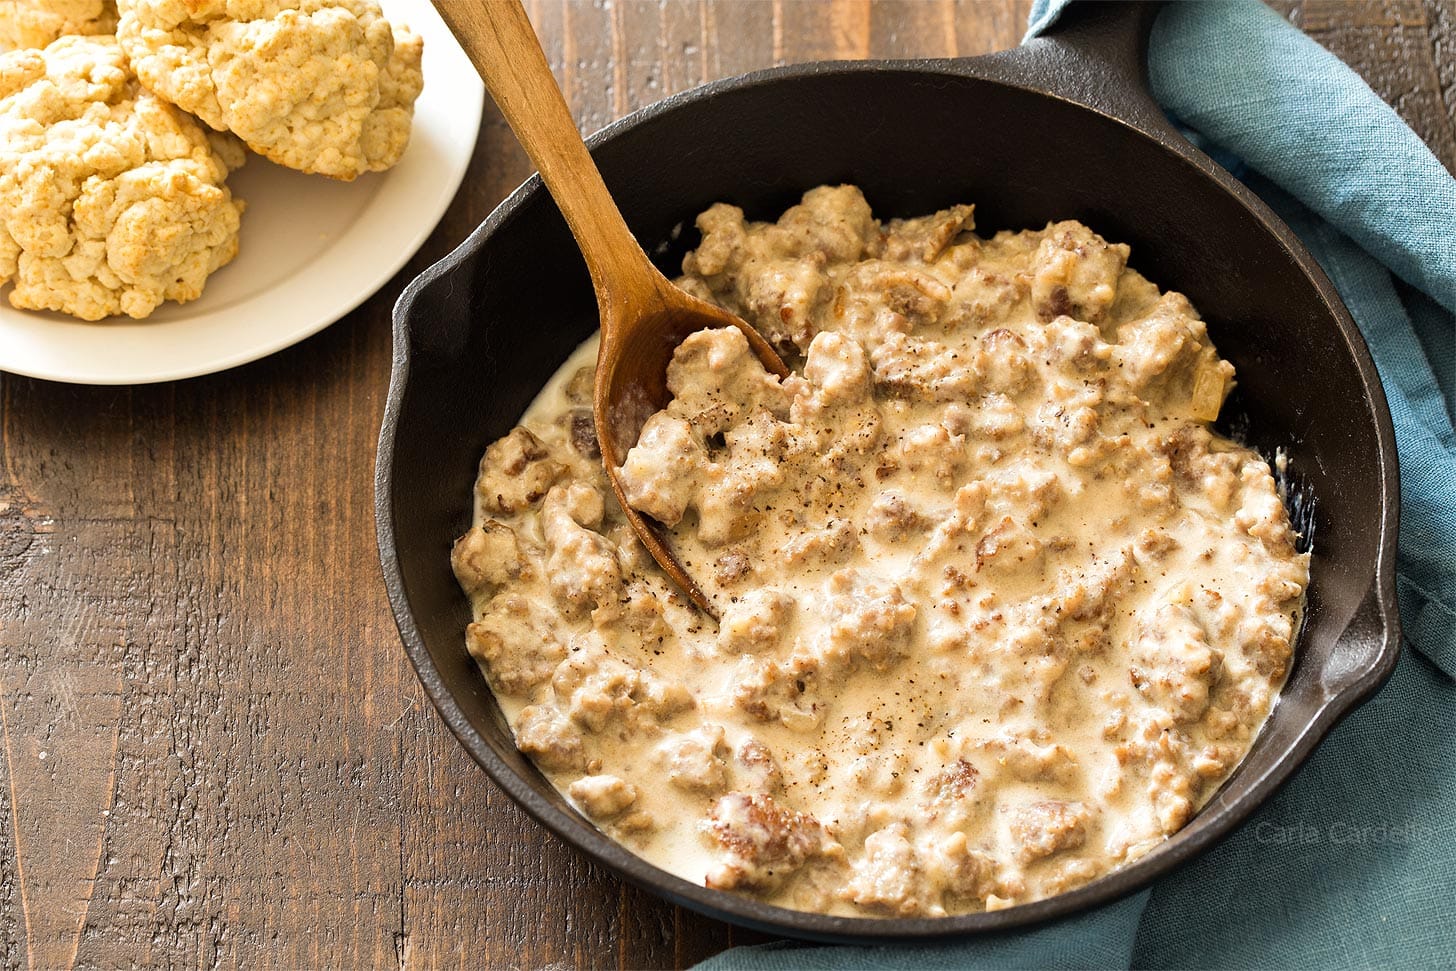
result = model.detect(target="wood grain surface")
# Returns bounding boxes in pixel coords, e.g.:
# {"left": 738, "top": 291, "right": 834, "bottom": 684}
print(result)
{"left": 1, "top": 2, "right": 1451, "bottom": 969}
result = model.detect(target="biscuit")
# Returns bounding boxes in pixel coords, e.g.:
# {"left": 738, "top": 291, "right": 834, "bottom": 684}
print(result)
{"left": 0, "top": 34, "right": 245, "bottom": 320}
{"left": 117, "top": 0, "right": 424, "bottom": 180}
{"left": 0, "top": 0, "right": 117, "bottom": 53}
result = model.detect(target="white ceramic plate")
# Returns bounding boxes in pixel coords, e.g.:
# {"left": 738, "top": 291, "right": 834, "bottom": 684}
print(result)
{"left": 0, "top": 0, "right": 484, "bottom": 385}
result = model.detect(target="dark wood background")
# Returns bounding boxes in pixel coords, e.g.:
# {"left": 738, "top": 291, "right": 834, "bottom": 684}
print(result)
{"left": 1, "top": 2, "right": 1451, "bottom": 968}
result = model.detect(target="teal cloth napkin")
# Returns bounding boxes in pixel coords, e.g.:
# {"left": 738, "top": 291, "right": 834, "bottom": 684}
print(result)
{"left": 700, "top": 1, "right": 1456, "bottom": 967}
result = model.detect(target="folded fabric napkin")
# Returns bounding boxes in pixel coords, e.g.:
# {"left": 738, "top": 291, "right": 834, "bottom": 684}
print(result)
{"left": 701, "top": 1, "right": 1456, "bottom": 967}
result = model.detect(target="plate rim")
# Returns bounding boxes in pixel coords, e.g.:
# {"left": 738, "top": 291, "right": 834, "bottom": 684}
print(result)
{"left": 0, "top": 0, "right": 484, "bottom": 386}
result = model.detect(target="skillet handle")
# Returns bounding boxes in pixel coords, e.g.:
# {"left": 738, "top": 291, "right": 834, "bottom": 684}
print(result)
{"left": 1324, "top": 573, "right": 1402, "bottom": 702}
{"left": 997, "top": 1, "right": 1185, "bottom": 146}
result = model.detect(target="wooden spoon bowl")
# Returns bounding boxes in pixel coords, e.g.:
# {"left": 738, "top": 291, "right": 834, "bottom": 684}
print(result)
{"left": 591, "top": 291, "right": 790, "bottom": 617}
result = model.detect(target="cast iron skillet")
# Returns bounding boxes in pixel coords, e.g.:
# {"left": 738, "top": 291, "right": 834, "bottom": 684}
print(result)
{"left": 376, "top": 1, "right": 1401, "bottom": 942}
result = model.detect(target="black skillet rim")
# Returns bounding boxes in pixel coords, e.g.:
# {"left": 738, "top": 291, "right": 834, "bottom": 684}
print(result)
{"left": 376, "top": 55, "right": 1403, "bottom": 943}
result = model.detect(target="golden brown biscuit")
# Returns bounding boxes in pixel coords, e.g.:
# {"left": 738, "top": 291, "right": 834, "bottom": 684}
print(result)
{"left": 0, "top": 34, "right": 245, "bottom": 320}
{"left": 0, "top": 0, "right": 117, "bottom": 52}
{"left": 117, "top": 0, "right": 423, "bottom": 180}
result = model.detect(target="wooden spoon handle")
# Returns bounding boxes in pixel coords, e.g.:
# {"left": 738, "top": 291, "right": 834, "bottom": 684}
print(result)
{"left": 431, "top": 0, "right": 662, "bottom": 327}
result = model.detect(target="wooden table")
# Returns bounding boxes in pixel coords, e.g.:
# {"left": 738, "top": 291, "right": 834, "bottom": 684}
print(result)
{"left": 2, "top": 2, "right": 1451, "bottom": 968}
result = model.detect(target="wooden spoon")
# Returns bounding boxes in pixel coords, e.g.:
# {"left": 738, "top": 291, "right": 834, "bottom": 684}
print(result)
{"left": 431, "top": 0, "right": 789, "bottom": 618}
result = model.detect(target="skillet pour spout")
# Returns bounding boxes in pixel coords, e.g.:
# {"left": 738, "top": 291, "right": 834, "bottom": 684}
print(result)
{"left": 377, "top": 0, "right": 1401, "bottom": 943}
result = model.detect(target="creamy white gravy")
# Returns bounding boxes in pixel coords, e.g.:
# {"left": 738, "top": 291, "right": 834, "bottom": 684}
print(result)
{"left": 452, "top": 187, "right": 1309, "bottom": 916}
